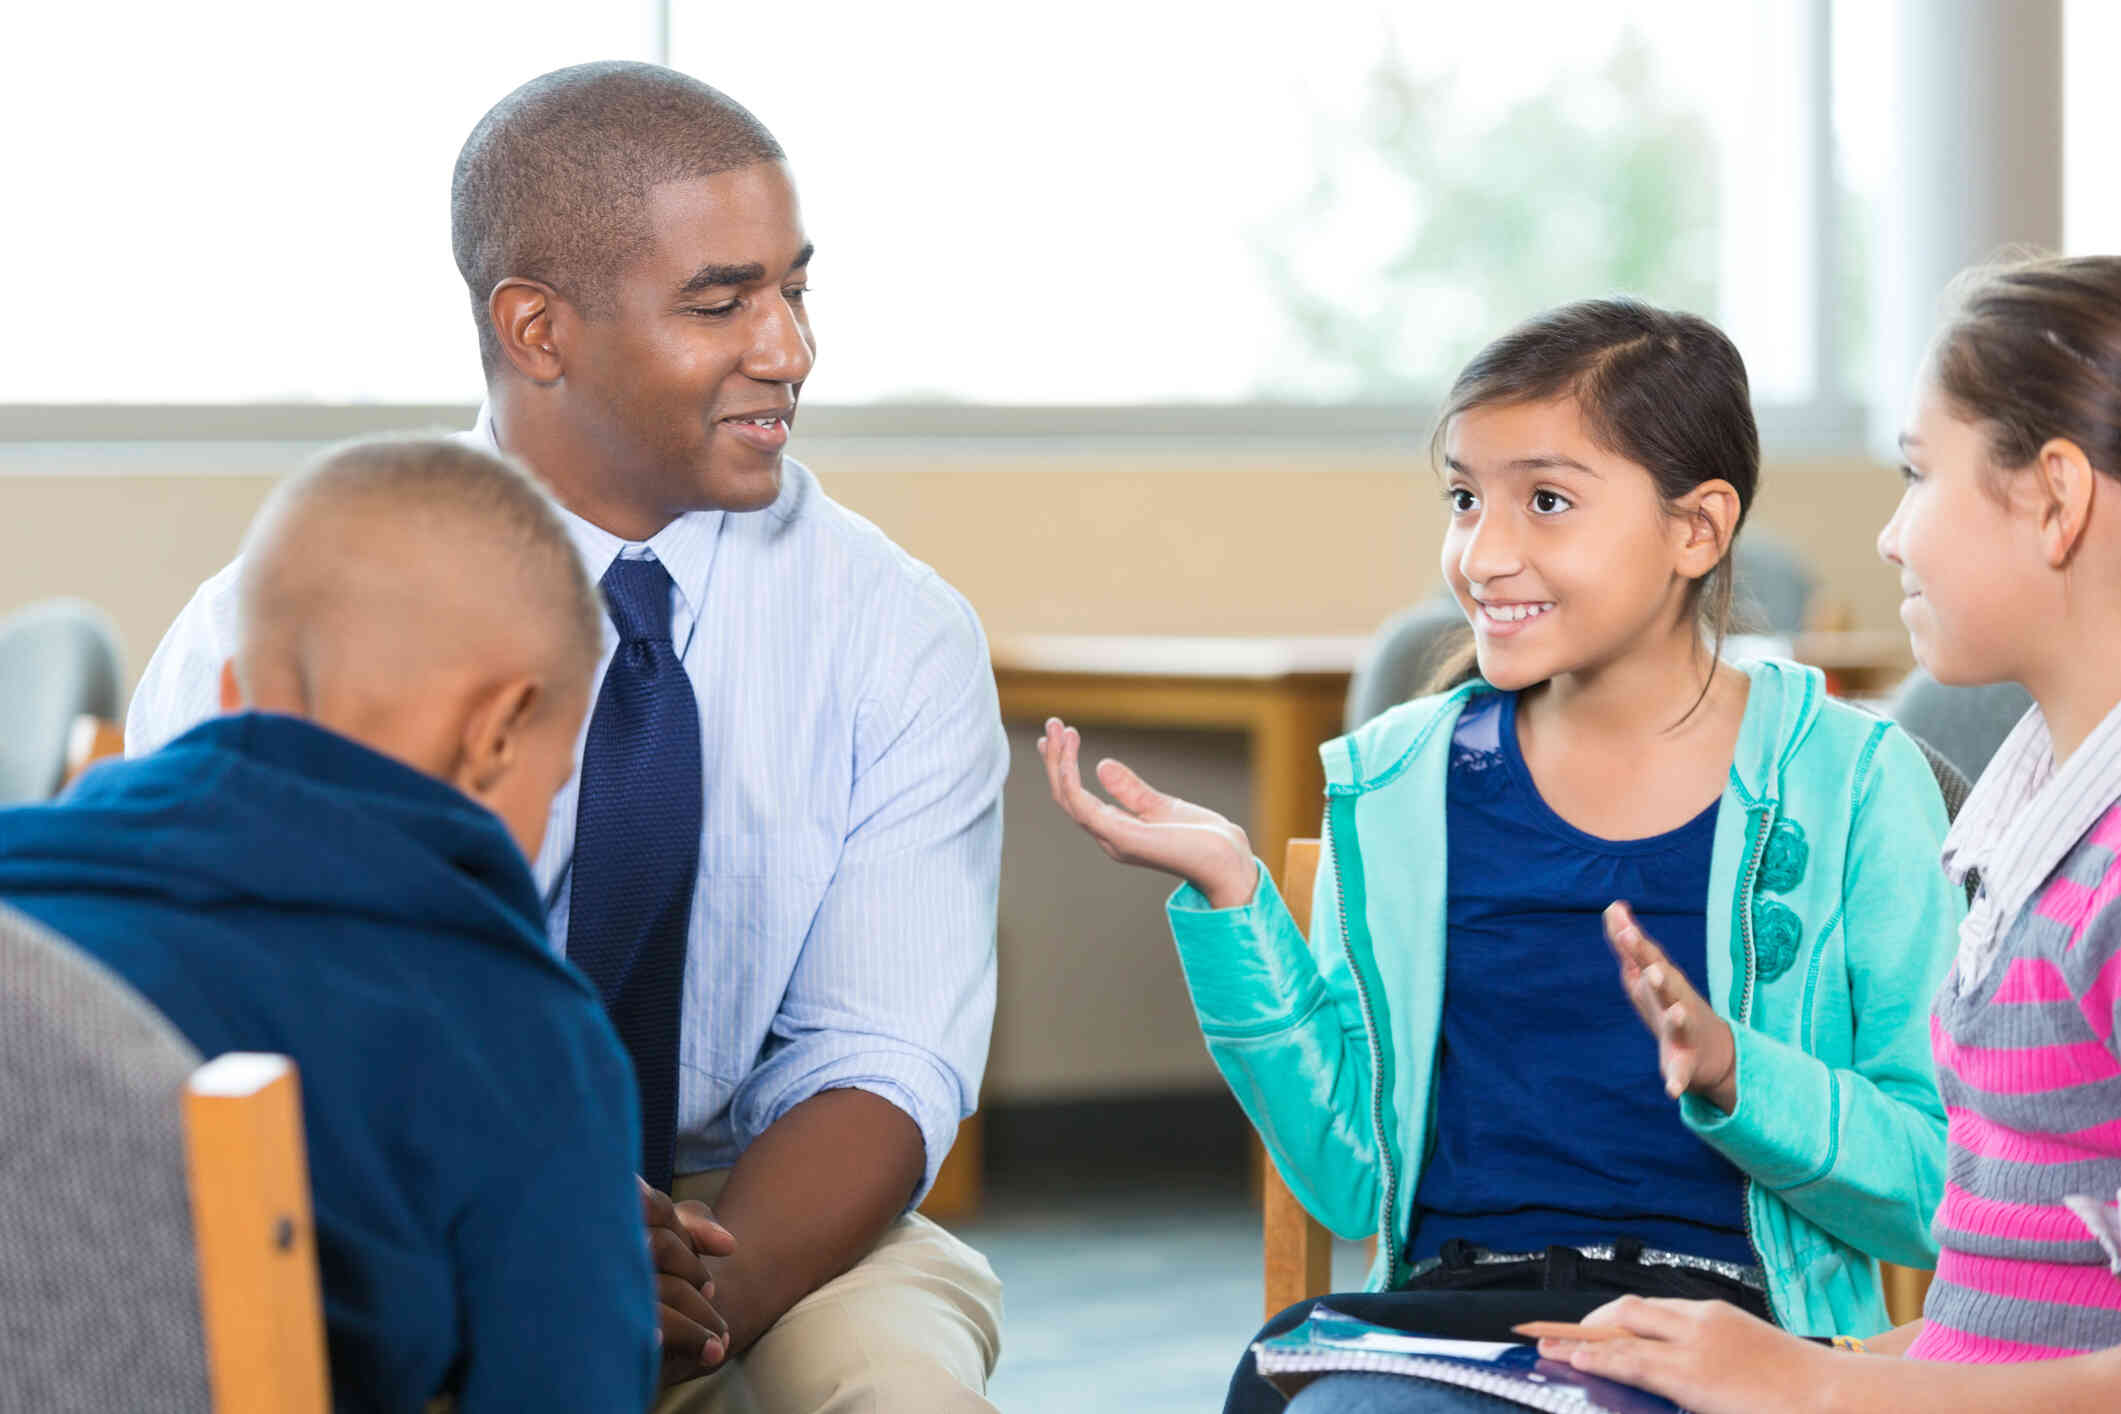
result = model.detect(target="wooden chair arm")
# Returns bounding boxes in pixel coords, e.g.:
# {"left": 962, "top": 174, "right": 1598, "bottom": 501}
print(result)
{"left": 184, "top": 1053, "right": 330, "bottom": 1414}
{"left": 61, "top": 713, "right": 125, "bottom": 791}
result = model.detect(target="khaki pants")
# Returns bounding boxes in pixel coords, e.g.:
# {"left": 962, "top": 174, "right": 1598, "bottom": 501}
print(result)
{"left": 653, "top": 1171, "right": 1003, "bottom": 1414}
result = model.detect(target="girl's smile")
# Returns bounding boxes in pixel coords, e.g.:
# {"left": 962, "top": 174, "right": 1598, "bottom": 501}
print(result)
{"left": 1473, "top": 598, "right": 1557, "bottom": 635}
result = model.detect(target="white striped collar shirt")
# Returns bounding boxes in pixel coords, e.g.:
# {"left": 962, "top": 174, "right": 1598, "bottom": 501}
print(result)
{"left": 1941, "top": 698, "right": 2121, "bottom": 989}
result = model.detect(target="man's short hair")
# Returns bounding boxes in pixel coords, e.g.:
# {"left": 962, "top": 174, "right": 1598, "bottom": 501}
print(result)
{"left": 239, "top": 436, "right": 603, "bottom": 686}
{"left": 450, "top": 61, "right": 784, "bottom": 373}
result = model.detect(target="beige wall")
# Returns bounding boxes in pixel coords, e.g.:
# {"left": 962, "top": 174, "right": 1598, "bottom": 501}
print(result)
{"left": 0, "top": 444, "right": 1910, "bottom": 1101}
{"left": 0, "top": 447, "right": 1906, "bottom": 680}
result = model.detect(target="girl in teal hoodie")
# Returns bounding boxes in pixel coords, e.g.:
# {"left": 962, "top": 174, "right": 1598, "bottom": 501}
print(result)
{"left": 1039, "top": 299, "right": 1964, "bottom": 1412}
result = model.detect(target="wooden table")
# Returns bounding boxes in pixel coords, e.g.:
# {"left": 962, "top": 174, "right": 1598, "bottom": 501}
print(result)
{"left": 989, "top": 634, "right": 1372, "bottom": 888}
{"left": 1785, "top": 629, "right": 1915, "bottom": 697}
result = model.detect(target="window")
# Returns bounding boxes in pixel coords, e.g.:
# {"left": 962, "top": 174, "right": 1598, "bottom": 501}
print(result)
{"left": 3, "top": 1, "right": 657, "bottom": 404}
{"left": 2065, "top": 0, "right": 2121, "bottom": 254}
{"left": 11, "top": 0, "right": 1856, "bottom": 424}
{"left": 674, "top": 0, "right": 1848, "bottom": 409}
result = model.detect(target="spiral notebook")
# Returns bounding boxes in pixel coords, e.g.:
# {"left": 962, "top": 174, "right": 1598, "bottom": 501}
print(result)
{"left": 1252, "top": 1307, "right": 1692, "bottom": 1412}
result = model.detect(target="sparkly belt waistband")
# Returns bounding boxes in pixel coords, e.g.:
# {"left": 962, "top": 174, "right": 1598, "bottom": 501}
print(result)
{"left": 1404, "top": 1242, "right": 1766, "bottom": 1292}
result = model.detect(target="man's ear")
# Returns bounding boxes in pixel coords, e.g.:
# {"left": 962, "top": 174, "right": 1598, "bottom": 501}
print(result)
{"left": 217, "top": 657, "right": 244, "bottom": 712}
{"left": 1672, "top": 479, "right": 1741, "bottom": 580}
{"left": 2031, "top": 436, "right": 2098, "bottom": 570}
{"left": 488, "top": 279, "right": 567, "bottom": 386}
{"left": 458, "top": 676, "right": 541, "bottom": 798}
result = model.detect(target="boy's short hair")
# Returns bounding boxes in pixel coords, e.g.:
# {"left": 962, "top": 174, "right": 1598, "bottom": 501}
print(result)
{"left": 238, "top": 435, "right": 603, "bottom": 685}
{"left": 450, "top": 61, "right": 784, "bottom": 372}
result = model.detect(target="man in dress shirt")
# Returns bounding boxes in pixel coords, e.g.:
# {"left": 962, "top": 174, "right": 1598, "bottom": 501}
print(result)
{"left": 126, "top": 61, "right": 1007, "bottom": 1414}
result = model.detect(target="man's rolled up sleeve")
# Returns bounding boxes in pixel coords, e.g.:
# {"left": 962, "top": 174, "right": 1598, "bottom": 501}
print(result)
{"left": 729, "top": 574, "right": 1005, "bottom": 1203}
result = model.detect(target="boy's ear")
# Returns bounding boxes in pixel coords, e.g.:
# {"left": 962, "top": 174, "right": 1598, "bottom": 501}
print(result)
{"left": 217, "top": 658, "right": 244, "bottom": 712}
{"left": 2031, "top": 436, "right": 2098, "bottom": 569}
{"left": 458, "top": 676, "right": 541, "bottom": 797}
{"left": 488, "top": 279, "right": 568, "bottom": 386}
{"left": 1673, "top": 479, "right": 1741, "bottom": 579}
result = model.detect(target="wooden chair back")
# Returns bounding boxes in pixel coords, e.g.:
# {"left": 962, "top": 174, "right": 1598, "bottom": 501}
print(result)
{"left": 1262, "top": 839, "right": 1335, "bottom": 1320}
{"left": 1260, "top": 838, "right": 1933, "bottom": 1326}
{"left": 61, "top": 712, "right": 125, "bottom": 790}
{"left": 185, "top": 1052, "right": 332, "bottom": 1413}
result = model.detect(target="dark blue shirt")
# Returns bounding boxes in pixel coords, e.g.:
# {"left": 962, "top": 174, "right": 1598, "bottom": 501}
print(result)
{"left": 1407, "top": 691, "right": 1753, "bottom": 1266}
{"left": 0, "top": 715, "right": 658, "bottom": 1414}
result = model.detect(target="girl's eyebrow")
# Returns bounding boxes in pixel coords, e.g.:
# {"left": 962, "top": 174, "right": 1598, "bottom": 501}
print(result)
{"left": 1505, "top": 453, "right": 1600, "bottom": 477}
{"left": 1443, "top": 453, "right": 1599, "bottom": 478}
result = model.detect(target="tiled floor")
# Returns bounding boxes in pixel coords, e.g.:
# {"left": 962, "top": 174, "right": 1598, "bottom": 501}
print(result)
{"left": 947, "top": 1169, "right": 1369, "bottom": 1413}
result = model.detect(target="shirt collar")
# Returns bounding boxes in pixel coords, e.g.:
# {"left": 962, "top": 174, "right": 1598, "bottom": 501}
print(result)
{"left": 1942, "top": 696, "right": 2121, "bottom": 983}
{"left": 469, "top": 402, "right": 724, "bottom": 653}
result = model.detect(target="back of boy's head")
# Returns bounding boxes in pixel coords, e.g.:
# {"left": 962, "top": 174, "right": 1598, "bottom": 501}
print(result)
{"left": 450, "top": 61, "right": 784, "bottom": 375}
{"left": 1436, "top": 298, "right": 1762, "bottom": 641}
{"left": 1931, "top": 255, "right": 2121, "bottom": 485}
{"left": 233, "top": 436, "right": 602, "bottom": 722}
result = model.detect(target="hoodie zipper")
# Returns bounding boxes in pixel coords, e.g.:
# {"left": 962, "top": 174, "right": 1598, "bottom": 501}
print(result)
{"left": 1324, "top": 807, "right": 1401, "bottom": 1280}
{"left": 1734, "top": 801, "right": 1784, "bottom": 1327}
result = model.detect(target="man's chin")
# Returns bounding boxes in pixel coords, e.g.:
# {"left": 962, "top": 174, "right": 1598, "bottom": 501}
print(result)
{"left": 702, "top": 458, "right": 784, "bottom": 513}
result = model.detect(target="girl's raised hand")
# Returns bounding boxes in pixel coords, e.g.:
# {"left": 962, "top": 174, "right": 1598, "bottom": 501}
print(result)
{"left": 1604, "top": 901, "right": 1739, "bottom": 1113}
{"left": 1036, "top": 717, "right": 1259, "bottom": 909}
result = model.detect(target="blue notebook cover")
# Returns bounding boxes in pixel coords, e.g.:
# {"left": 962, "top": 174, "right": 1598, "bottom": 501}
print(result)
{"left": 1252, "top": 1306, "right": 1691, "bottom": 1412}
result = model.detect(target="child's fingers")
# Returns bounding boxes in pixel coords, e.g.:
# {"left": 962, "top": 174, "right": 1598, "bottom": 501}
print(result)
{"left": 1040, "top": 721, "right": 1095, "bottom": 822}
{"left": 1661, "top": 1004, "right": 1697, "bottom": 1097}
{"left": 1662, "top": 999, "right": 1696, "bottom": 1047}
{"left": 1095, "top": 757, "right": 1166, "bottom": 816}
{"left": 1603, "top": 902, "right": 1659, "bottom": 969}
{"left": 1036, "top": 719, "right": 1069, "bottom": 802}
{"left": 1640, "top": 949, "right": 1709, "bottom": 1009}
{"left": 1621, "top": 967, "right": 1668, "bottom": 1032}
{"left": 1047, "top": 726, "right": 1121, "bottom": 830}
{"left": 1581, "top": 1296, "right": 1699, "bottom": 1342}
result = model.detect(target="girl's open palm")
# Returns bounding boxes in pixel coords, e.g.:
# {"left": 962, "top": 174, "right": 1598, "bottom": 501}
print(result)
{"left": 1037, "top": 718, "right": 1258, "bottom": 909}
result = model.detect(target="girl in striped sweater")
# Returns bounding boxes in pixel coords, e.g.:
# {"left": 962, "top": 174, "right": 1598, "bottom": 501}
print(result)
{"left": 1535, "top": 256, "right": 2121, "bottom": 1412}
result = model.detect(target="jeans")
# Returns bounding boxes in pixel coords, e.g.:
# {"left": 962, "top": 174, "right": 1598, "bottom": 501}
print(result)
{"left": 1287, "top": 1373, "right": 1521, "bottom": 1414}
{"left": 1224, "top": 1241, "right": 1772, "bottom": 1414}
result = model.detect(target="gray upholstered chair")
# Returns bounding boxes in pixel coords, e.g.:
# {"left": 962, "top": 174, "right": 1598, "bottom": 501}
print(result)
{"left": 1343, "top": 595, "right": 1465, "bottom": 732}
{"left": 1729, "top": 533, "right": 1819, "bottom": 636}
{"left": 1888, "top": 669, "right": 2033, "bottom": 786}
{"left": 0, "top": 599, "right": 125, "bottom": 804}
{"left": 0, "top": 903, "right": 213, "bottom": 1412}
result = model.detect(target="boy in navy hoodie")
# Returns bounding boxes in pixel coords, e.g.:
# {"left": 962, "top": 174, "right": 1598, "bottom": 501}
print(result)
{"left": 0, "top": 438, "right": 670, "bottom": 1413}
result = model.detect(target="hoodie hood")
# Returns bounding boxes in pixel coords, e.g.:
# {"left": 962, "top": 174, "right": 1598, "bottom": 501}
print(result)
{"left": 0, "top": 713, "right": 555, "bottom": 968}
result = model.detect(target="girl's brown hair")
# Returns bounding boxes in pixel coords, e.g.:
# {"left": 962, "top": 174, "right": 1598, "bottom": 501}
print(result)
{"left": 1425, "top": 297, "right": 1761, "bottom": 694}
{"left": 1930, "top": 255, "right": 2121, "bottom": 487}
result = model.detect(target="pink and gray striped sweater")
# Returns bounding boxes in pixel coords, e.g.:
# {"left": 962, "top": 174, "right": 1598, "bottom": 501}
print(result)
{"left": 1910, "top": 801, "right": 2121, "bottom": 1362}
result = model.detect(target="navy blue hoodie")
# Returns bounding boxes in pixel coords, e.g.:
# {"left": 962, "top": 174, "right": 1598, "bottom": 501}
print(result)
{"left": 0, "top": 713, "right": 658, "bottom": 1413}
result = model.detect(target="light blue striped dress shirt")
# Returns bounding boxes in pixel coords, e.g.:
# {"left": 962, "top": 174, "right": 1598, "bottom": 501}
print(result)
{"left": 125, "top": 414, "right": 1007, "bottom": 1196}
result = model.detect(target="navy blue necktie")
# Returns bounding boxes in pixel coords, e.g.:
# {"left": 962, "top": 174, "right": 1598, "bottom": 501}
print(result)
{"left": 568, "top": 556, "right": 702, "bottom": 1192}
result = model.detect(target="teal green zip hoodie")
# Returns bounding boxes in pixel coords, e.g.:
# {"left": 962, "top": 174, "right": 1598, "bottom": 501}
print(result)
{"left": 1167, "top": 658, "right": 1960, "bottom": 1337}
